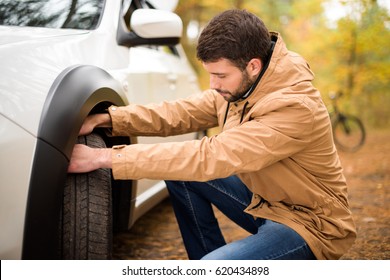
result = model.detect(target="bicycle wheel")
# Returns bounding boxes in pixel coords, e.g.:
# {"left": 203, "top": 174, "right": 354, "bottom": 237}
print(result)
{"left": 332, "top": 114, "right": 366, "bottom": 152}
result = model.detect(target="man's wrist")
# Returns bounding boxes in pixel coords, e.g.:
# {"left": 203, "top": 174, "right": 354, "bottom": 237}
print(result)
{"left": 97, "top": 148, "right": 112, "bottom": 169}
{"left": 96, "top": 113, "right": 112, "bottom": 128}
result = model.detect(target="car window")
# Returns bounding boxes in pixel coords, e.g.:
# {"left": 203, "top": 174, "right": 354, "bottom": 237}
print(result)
{"left": 0, "top": 0, "right": 105, "bottom": 30}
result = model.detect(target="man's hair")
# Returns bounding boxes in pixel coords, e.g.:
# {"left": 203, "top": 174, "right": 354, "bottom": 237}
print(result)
{"left": 196, "top": 9, "right": 271, "bottom": 70}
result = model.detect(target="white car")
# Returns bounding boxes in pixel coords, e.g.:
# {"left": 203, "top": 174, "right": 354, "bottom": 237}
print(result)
{"left": 0, "top": 0, "right": 200, "bottom": 259}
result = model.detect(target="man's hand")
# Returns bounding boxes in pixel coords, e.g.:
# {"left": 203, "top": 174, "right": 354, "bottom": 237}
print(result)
{"left": 68, "top": 144, "right": 112, "bottom": 173}
{"left": 68, "top": 113, "right": 113, "bottom": 173}
{"left": 79, "top": 113, "right": 112, "bottom": 136}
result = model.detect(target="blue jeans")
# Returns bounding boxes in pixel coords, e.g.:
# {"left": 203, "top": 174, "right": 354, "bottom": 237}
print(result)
{"left": 165, "top": 176, "right": 316, "bottom": 260}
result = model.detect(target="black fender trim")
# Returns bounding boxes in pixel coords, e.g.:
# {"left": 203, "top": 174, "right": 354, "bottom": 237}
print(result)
{"left": 22, "top": 65, "right": 126, "bottom": 259}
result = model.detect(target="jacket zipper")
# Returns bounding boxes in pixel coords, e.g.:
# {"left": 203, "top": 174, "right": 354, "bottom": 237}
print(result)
{"left": 249, "top": 197, "right": 266, "bottom": 210}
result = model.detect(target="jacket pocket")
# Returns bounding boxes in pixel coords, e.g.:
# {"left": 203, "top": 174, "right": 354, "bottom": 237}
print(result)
{"left": 269, "top": 201, "right": 324, "bottom": 231}
{"left": 290, "top": 204, "right": 323, "bottom": 231}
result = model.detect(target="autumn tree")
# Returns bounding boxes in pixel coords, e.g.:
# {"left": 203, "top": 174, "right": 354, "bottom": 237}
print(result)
{"left": 176, "top": 0, "right": 390, "bottom": 127}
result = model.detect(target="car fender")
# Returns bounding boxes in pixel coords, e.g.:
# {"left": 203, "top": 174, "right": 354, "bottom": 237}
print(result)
{"left": 23, "top": 65, "right": 127, "bottom": 259}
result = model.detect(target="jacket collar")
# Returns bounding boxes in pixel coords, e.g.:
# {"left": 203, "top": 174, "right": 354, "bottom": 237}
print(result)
{"left": 240, "top": 35, "right": 277, "bottom": 100}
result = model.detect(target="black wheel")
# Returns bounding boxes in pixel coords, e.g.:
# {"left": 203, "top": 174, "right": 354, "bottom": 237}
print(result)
{"left": 332, "top": 114, "right": 366, "bottom": 152}
{"left": 59, "top": 133, "right": 112, "bottom": 259}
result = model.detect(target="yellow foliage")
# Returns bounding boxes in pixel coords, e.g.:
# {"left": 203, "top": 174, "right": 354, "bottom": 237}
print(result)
{"left": 176, "top": 0, "right": 390, "bottom": 127}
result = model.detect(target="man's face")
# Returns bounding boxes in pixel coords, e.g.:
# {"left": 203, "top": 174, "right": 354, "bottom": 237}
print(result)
{"left": 202, "top": 58, "right": 257, "bottom": 102}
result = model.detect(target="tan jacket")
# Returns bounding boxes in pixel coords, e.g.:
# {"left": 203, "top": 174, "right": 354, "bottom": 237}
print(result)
{"left": 109, "top": 33, "right": 356, "bottom": 259}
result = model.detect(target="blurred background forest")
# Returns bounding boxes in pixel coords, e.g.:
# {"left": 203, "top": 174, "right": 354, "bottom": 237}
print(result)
{"left": 174, "top": 0, "right": 390, "bottom": 129}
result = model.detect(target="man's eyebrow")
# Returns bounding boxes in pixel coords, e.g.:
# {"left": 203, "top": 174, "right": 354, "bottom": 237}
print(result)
{"left": 210, "top": 71, "right": 227, "bottom": 75}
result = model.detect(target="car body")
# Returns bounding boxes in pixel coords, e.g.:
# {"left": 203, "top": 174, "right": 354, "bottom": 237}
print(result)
{"left": 0, "top": 0, "right": 200, "bottom": 259}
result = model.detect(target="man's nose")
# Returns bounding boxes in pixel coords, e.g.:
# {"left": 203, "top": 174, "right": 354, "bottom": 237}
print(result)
{"left": 210, "top": 76, "right": 220, "bottom": 90}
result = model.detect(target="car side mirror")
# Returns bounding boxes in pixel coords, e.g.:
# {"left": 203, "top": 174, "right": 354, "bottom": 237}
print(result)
{"left": 117, "top": 9, "right": 183, "bottom": 47}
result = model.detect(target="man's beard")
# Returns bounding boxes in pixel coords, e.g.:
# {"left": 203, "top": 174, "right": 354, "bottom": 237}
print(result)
{"left": 216, "top": 70, "right": 256, "bottom": 102}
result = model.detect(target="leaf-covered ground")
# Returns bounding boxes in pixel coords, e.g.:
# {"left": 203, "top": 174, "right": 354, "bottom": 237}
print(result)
{"left": 113, "top": 129, "right": 390, "bottom": 260}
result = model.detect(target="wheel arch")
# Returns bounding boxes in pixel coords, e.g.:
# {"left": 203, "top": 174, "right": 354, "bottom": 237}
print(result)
{"left": 22, "top": 65, "right": 132, "bottom": 259}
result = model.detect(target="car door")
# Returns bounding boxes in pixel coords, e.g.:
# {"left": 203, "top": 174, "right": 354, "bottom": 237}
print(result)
{"left": 116, "top": 0, "right": 202, "bottom": 225}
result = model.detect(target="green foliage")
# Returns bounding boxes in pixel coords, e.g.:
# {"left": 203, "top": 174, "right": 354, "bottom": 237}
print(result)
{"left": 176, "top": 0, "right": 390, "bottom": 128}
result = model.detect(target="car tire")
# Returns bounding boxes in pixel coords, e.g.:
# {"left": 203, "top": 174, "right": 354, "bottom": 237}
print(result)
{"left": 59, "top": 133, "right": 112, "bottom": 259}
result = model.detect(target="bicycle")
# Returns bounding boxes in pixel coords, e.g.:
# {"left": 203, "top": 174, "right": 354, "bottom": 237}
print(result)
{"left": 328, "top": 91, "right": 366, "bottom": 152}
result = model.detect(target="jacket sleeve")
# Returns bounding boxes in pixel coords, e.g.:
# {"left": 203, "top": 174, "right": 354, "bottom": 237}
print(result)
{"left": 111, "top": 96, "right": 316, "bottom": 181}
{"left": 108, "top": 90, "right": 219, "bottom": 137}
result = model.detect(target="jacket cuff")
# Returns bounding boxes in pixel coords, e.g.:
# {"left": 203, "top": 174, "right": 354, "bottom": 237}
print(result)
{"left": 111, "top": 144, "right": 129, "bottom": 179}
{"left": 107, "top": 105, "right": 128, "bottom": 136}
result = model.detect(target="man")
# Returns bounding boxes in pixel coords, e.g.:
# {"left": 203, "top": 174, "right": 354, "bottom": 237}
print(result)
{"left": 68, "top": 9, "right": 356, "bottom": 260}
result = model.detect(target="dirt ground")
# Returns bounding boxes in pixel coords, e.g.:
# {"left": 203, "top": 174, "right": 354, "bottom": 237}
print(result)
{"left": 113, "top": 128, "right": 390, "bottom": 260}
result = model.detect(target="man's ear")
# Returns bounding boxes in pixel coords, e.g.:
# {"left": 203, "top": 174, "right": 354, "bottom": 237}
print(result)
{"left": 247, "top": 58, "right": 262, "bottom": 77}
